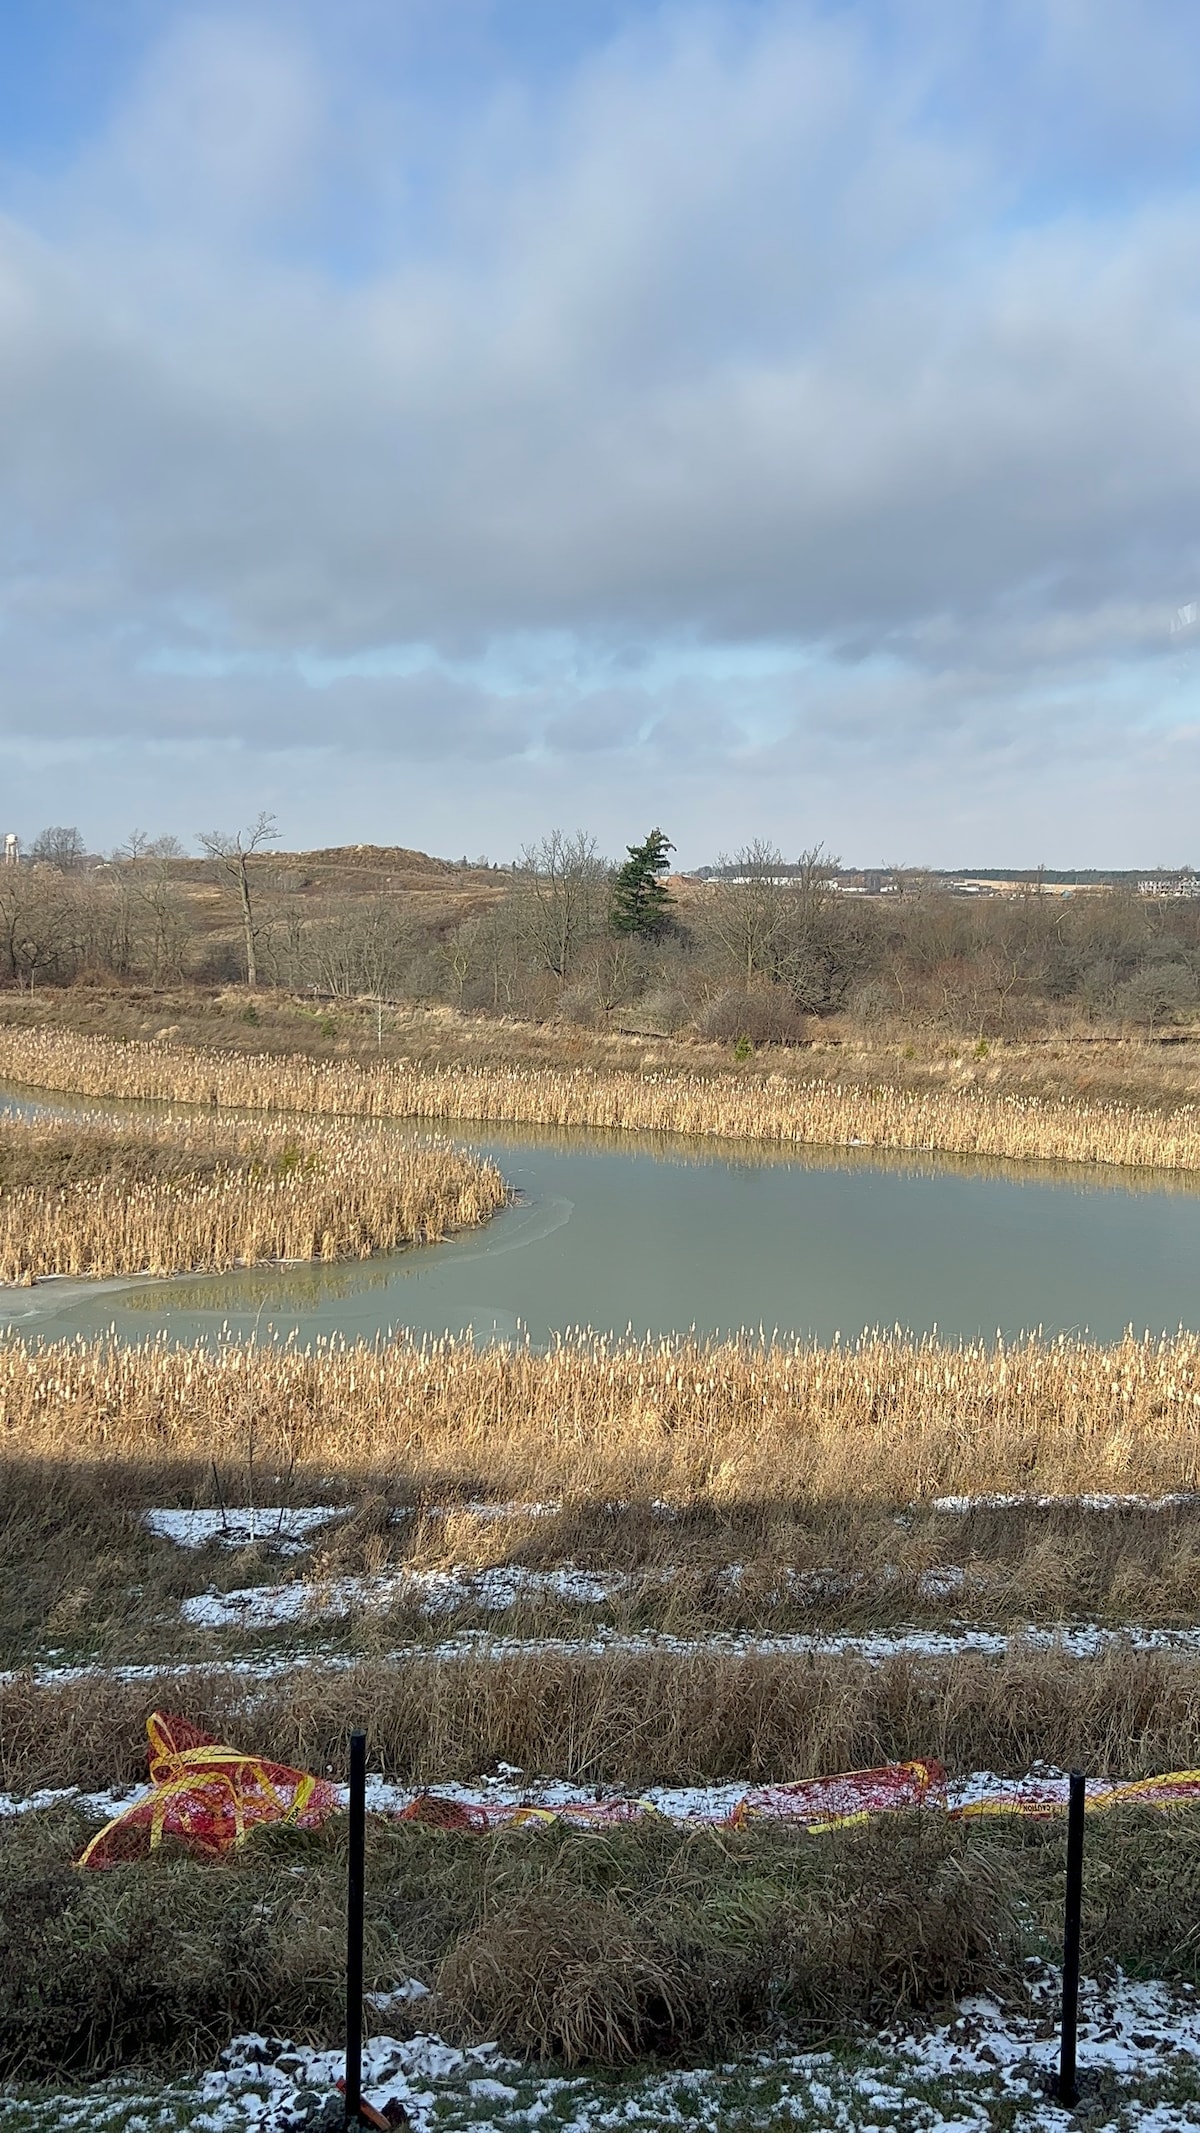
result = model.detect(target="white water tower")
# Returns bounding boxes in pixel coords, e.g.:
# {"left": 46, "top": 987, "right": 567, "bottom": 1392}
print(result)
{"left": 4, "top": 834, "right": 18, "bottom": 866}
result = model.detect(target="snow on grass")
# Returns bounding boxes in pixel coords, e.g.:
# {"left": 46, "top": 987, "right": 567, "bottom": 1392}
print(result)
{"left": 180, "top": 1563, "right": 627, "bottom": 1629}
{"left": 0, "top": 1783, "right": 147, "bottom": 1824}
{"left": 5, "top": 1971, "right": 1200, "bottom": 2132}
{"left": 1, "top": 1762, "right": 1195, "bottom": 1832}
{"left": 375, "top": 1619, "right": 1200, "bottom": 1661}
{"left": 143, "top": 1510, "right": 350, "bottom": 1556}
{"left": 15, "top": 1619, "right": 1200, "bottom": 1687}
{"left": 174, "top": 1564, "right": 1200, "bottom": 1655}
{"left": 397, "top": 1501, "right": 564, "bottom": 1523}
{"left": 173, "top": 1544, "right": 999, "bottom": 1632}
{"left": 932, "top": 1492, "right": 1200, "bottom": 1514}
{"left": 170, "top": 1560, "right": 999, "bottom": 1631}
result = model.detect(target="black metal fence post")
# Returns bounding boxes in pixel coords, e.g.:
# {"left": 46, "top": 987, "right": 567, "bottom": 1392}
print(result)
{"left": 345, "top": 1730, "right": 367, "bottom": 2129}
{"left": 1054, "top": 1769, "right": 1086, "bottom": 2108}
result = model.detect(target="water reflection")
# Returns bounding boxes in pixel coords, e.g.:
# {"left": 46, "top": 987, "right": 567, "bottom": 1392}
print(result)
{"left": 3, "top": 1081, "right": 1200, "bottom": 1349}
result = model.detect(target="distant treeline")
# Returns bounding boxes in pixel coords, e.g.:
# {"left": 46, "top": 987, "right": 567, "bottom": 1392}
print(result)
{"left": 5, "top": 825, "right": 1200, "bottom": 1041}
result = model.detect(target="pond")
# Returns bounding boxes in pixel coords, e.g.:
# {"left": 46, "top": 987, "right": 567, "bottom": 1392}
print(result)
{"left": 3, "top": 1093, "right": 1199, "bottom": 1347}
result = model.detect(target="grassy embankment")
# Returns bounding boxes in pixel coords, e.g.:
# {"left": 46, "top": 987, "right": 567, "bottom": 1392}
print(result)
{"left": 7, "top": 982, "right": 1200, "bottom": 1109}
{"left": 2, "top": 1021, "right": 1200, "bottom": 1169}
{"left": 6, "top": 1017, "right": 1200, "bottom": 2079}
{"left": 0, "top": 1112, "right": 505, "bottom": 1283}
{"left": 8, "top": 1332, "right": 1200, "bottom": 2080}
{"left": 6, "top": 1327, "right": 1200, "bottom": 1794}
{"left": 5, "top": 1804, "right": 1199, "bottom": 2078}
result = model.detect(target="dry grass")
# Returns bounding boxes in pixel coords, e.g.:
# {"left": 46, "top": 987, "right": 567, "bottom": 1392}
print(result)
{"left": 3, "top": 1022, "right": 1200, "bottom": 1170}
{"left": 8, "top": 1455, "right": 1200, "bottom": 1677}
{"left": 8, "top": 985, "right": 1200, "bottom": 1115}
{"left": 7, "top": 1328, "right": 1200, "bottom": 1671}
{"left": 6, "top": 1644, "right": 1200, "bottom": 1795}
{"left": 0, "top": 1111, "right": 504, "bottom": 1282}
{"left": 5, "top": 1327, "right": 1200, "bottom": 1505}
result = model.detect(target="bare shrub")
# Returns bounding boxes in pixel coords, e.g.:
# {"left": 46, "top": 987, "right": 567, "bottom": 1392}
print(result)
{"left": 695, "top": 987, "right": 806, "bottom": 1046}
{"left": 554, "top": 983, "right": 600, "bottom": 1028}
{"left": 627, "top": 987, "right": 690, "bottom": 1035}
{"left": 848, "top": 980, "right": 897, "bottom": 1029}
{"left": 436, "top": 1894, "right": 698, "bottom": 2062}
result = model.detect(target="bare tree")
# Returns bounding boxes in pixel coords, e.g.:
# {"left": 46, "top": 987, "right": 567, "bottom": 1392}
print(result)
{"left": 0, "top": 865, "right": 73, "bottom": 986}
{"left": 138, "top": 836, "right": 189, "bottom": 983}
{"left": 199, "top": 813, "right": 280, "bottom": 989}
{"left": 704, "top": 840, "right": 793, "bottom": 984}
{"left": 584, "top": 934, "right": 641, "bottom": 1016}
{"left": 510, "top": 831, "right": 609, "bottom": 978}
{"left": 306, "top": 896, "right": 414, "bottom": 999}
{"left": 31, "top": 825, "right": 86, "bottom": 873}
{"left": 457, "top": 902, "right": 526, "bottom": 1010}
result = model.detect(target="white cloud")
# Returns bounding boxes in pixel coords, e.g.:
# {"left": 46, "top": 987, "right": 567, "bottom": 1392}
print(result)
{"left": 2, "top": 1, "right": 1200, "bottom": 857}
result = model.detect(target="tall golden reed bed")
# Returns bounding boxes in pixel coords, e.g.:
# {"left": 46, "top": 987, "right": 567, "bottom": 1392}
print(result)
{"left": 0, "top": 1113, "right": 505, "bottom": 1282}
{"left": 7, "top": 1327, "right": 1200, "bottom": 1500}
{"left": 1, "top": 1024, "right": 1199, "bottom": 1171}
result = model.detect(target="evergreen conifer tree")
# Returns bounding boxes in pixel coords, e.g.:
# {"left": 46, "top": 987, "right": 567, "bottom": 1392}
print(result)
{"left": 610, "top": 828, "right": 675, "bottom": 936}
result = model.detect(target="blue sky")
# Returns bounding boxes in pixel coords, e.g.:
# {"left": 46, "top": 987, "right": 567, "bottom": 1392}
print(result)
{"left": 3, "top": 0, "right": 1200, "bottom": 864}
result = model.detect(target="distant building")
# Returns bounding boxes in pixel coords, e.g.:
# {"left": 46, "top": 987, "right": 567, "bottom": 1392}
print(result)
{"left": 4, "top": 834, "right": 17, "bottom": 867}
{"left": 1139, "top": 871, "right": 1200, "bottom": 898}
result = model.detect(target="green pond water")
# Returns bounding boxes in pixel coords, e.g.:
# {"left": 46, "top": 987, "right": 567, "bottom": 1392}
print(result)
{"left": 2, "top": 1088, "right": 1199, "bottom": 1347}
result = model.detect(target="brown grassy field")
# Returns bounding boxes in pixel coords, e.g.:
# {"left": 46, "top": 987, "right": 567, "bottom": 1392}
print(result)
{"left": 7, "top": 984, "right": 1200, "bottom": 1110}
{"left": 5, "top": 1328, "right": 1200, "bottom": 1690}
{"left": 0, "top": 1112, "right": 505, "bottom": 1282}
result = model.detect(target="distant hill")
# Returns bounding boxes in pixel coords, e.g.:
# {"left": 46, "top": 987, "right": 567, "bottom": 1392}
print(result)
{"left": 277, "top": 845, "right": 456, "bottom": 875}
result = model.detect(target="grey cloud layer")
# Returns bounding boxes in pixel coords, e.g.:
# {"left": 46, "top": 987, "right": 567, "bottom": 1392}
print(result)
{"left": 2, "top": 1, "right": 1200, "bottom": 853}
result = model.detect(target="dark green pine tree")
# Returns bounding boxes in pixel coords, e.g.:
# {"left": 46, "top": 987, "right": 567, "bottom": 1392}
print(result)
{"left": 610, "top": 828, "right": 676, "bottom": 937}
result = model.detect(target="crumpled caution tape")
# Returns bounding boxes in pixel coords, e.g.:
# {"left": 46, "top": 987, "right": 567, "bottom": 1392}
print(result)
{"left": 953, "top": 1769, "right": 1200, "bottom": 1821}
{"left": 76, "top": 1711, "right": 340, "bottom": 1868}
{"left": 397, "top": 1791, "right": 652, "bottom": 1833}
{"left": 401, "top": 1763, "right": 944, "bottom": 1837}
{"left": 730, "top": 1759, "right": 943, "bottom": 1832}
{"left": 75, "top": 1721, "right": 1200, "bottom": 1868}
{"left": 401, "top": 1761, "right": 1200, "bottom": 1836}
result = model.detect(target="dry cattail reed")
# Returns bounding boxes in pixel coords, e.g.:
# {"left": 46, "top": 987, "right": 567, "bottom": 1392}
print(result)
{"left": 0, "top": 1111, "right": 505, "bottom": 1281}
{"left": 6, "top": 1326, "right": 1200, "bottom": 1503}
{"left": 1, "top": 1024, "right": 1199, "bottom": 1171}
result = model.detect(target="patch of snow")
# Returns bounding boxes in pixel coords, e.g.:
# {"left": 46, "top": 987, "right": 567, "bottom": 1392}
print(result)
{"left": 144, "top": 1508, "right": 351, "bottom": 1555}
{"left": 385, "top": 1621, "right": 1200, "bottom": 1665}
{"left": 81, "top": 1976, "right": 1200, "bottom": 2133}
{"left": 17, "top": 1615, "right": 1200, "bottom": 1688}
{"left": 394, "top": 1499, "right": 562, "bottom": 1522}
{"left": 365, "top": 1978, "right": 430, "bottom": 2012}
{"left": 180, "top": 1562, "right": 628, "bottom": 1630}
{"left": 199, "top": 2028, "right": 509, "bottom": 2133}
{"left": 0, "top": 1781, "right": 148, "bottom": 1822}
{"left": 893, "top": 1960, "right": 1200, "bottom": 2085}
{"left": 176, "top": 1557, "right": 995, "bottom": 1632}
{"left": 717, "top": 1561, "right": 977, "bottom": 1602}
{"left": 932, "top": 1491, "right": 1200, "bottom": 1514}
